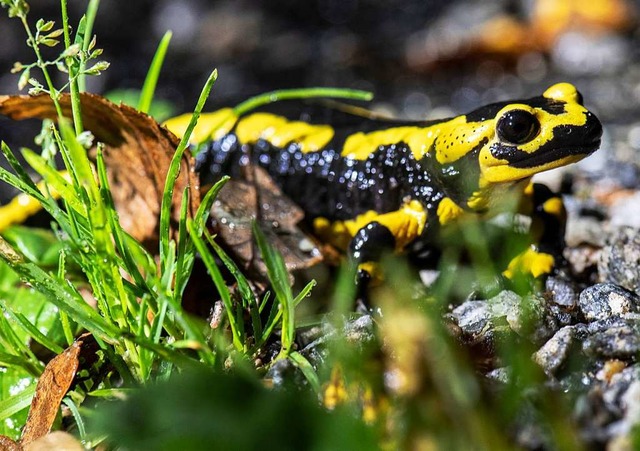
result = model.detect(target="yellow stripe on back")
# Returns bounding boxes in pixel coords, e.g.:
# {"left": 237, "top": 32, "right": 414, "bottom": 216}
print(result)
{"left": 235, "top": 113, "right": 334, "bottom": 152}
{"left": 342, "top": 126, "right": 435, "bottom": 160}
{"left": 163, "top": 108, "right": 238, "bottom": 143}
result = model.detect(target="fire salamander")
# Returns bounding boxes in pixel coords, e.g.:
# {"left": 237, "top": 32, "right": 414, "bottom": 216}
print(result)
{"left": 167, "top": 82, "right": 602, "bottom": 287}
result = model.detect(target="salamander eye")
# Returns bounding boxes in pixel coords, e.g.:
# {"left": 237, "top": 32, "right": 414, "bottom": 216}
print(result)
{"left": 496, "top": 110, "right": 540, "bottom": 145}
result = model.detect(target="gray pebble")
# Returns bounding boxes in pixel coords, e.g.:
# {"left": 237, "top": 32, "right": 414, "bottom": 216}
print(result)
{"left": 451, "top": 291, "right": 555, "bottom": 344}
{"left": 450, "top": 300, "right": 492, "bottom": 337}
{"left": 546, "top": 276, "right": 578, "bottom": 308}
{"left": 533, "top": 325, "right": 577, "bottom": 376}
{"left": 583, "top": 323, "right": 640, "bottom": 359}
{"left": 578, "top": 283, "right": 640, "bottom": 322}
{"left": 598, "top": 227, "right": 640, "bottom": 293}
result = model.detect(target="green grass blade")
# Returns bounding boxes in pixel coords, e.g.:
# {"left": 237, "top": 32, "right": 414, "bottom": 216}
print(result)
{"left": 174, "top": 187, "right": 191, "bottom": 299}
{"left": 253, "top": 223, "right": 295, "bottom": 356}
{"left": 0, "top": 238, "right": 118, "bottom": 342}
{"left": 21, "top": 148, "right": 85, "bottom": 215}
{"left": 0, "top": 384, "right": 35, "bottom": 422}
{"left": 77, "top": 0, "right": 100, "bottom": 92}
{"left": 63, "top": 397, "right": 86, "bottom": 440}
{"left": 233, "top": 87, "right": 373, "bottom": 117}
{"left": 1, "top": 141, "right": 38, "bottom": 192}
{"left": 187, "top": 220, "right": 244, "bottom": 352}
{"left": 59, "top": 119, "right": 98, "bottom": 200}
{"left": 193, "top": 176, "right": 228, "bottom": 236}
{"left": 206, "top": 235, "right": 262, "bottom": 341}
{"left": 0, "top": 299, "right": 64, "bottom": 354}
{"left": 160, "top": 68, "right": 217, "bottom": 271}
{"left": 138, "top": 31, "right": 172, "bottom": 114}
{"left": 288, "top": 351, "right": 320, "bottom": 393}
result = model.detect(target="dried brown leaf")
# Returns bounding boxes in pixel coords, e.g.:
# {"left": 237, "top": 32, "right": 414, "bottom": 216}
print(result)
{"left": 19, "top": 338, "right": 84, "bottom": 446}
{"left": 0, "top": 435, "right": 22, "bottom": 450}
{"left": 0, "top": 93, "right": 200, "bottom": 246}
{"left": 210, "top": 165, "right": 322, "bottom": 279}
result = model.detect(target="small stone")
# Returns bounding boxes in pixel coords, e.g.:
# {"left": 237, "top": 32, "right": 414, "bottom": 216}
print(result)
{"left": 488, "top": 291, "right": 524, "bottom": 331}
{"left": 596, "top": 360, "right": 627, "bottom": 383}
{"left": 598, "top": 227, "right": 640, "bottom": 294}
{"left": 343, "top": 315, "right": 376, "bottom": 345}
{"left": 578, "top": 283, "right": 640, "bottom": 322}
{"left": 583, "top": 324, "right": 640, "bottom": 359}
{"left": 546, "top": 276, "right": 578, "bottom": 307}
{"left": 450, "top": 300, "right": 491, "bottom": 336}
{"left": 564, "top": 245, "right": 600, "bottom": 276}
{"left": 451, "top": 291, "right": 556, "bottom": 345}
{"left": 485, "top": 367, "right": 510, "bottom": 384}
{"left": 533, "top": 326, "right": 576, "bottom": 375}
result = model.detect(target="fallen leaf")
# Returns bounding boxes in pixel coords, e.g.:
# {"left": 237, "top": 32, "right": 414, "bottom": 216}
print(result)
{"left": 20, "top": 337, "right": 85, "bottom": 446}
{"left": 0, "top": 435, "right": 22, "bottom": 450}
{"left": 0, "top": 93, "right": 200, "bottom": 246}
{"left": 209, "top": 165, "right": 322, "bottom": 279}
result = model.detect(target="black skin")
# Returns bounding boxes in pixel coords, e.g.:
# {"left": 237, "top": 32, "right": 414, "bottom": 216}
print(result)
{"left": 195, "top": 101, "right": 598, "bottom": 295}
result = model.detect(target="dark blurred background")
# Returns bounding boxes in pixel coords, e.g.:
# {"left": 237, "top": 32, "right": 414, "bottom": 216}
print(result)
{"left": 1, "top": 0, "right": 639, "bottom": 198}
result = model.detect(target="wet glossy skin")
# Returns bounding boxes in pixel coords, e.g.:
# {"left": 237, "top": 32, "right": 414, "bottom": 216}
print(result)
{"left": 184, "top": 82, "right": 602, "bottom": 278}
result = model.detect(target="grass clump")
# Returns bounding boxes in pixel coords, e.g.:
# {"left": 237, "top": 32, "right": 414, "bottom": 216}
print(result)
{"left": 0, "top": 0, "right": 341, "bottom": 445}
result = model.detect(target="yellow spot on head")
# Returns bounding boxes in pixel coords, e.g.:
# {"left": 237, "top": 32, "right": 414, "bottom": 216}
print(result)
{"left": 543, "top": 82, "right": 580, "bottom": 104}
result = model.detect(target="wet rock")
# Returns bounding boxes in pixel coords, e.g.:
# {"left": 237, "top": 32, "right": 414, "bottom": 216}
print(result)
{"left": 578, "top": 283, "right": 640, "bottom": 322}
{"left": 343, "top": 315, "right": 376, "bottom": 345}
{"left": 575, "top": 365, "right": 640, "bottom": 445}
{"left": 450, "top": 291, "right": 557, "bottom": 345}
{"left": 450, "top": 299, "right": 492, "bottom": 337}
{"left": 598, "top": 227, "right": 640, "bottom": 293}
{"left": 533, "top": 325, "right": 578, "bottom": 376}
{"left": 607, "top": 378, "right": 640, "bottom": 444}
{"left": 546, "top": 275, "right": 578, "bottom": 308}
{"left": 583, "top": 323, "right": 640, "bottom": 359}
{"left": 301, "top": 314, "right": 377, "bottom": 366}
{"left": 485, "top": 367, "right": 510, "bottom": 384}
{"left": 265, "top": 358, "right": 298, "bottom": 387}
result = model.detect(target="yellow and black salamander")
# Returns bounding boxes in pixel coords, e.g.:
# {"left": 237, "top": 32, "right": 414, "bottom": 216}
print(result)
{"left": 168, "top": 82, "right": 602, "bottom": 284}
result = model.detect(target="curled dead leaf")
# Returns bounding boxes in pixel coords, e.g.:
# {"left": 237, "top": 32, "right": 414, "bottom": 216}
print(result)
{"left": 20, "top": 336, "right": 87, "bottom": 446}
{"left": 0, "top": 93, "right": 200, "bottom": 246}
{"left": 0, "top": 435, "right": 22, "bottom": 451}
{"left": 209, "top": 165, "right": 322, "bottom": 279}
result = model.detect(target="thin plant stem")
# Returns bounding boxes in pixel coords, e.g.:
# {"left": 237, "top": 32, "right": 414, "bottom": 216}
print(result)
{"left": 60, "top": 0, "right": 83, "bottom": 134}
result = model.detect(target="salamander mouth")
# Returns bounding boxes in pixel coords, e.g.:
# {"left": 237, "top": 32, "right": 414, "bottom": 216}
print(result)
{"left": 505, "top": 140, "right": 600, "bottom": 169}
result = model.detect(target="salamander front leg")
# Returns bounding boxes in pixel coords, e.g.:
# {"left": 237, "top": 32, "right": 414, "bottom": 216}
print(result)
{"left": 348, "top": 221, "right": 396, "bottom": 298}
{"left": 504, "top": 183, "right": 567, "bottom": 279}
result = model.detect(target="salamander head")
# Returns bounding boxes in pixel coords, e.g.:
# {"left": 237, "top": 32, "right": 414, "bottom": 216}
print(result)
{"left": 433, "top": 83, "right": 602, "bottom": 188}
